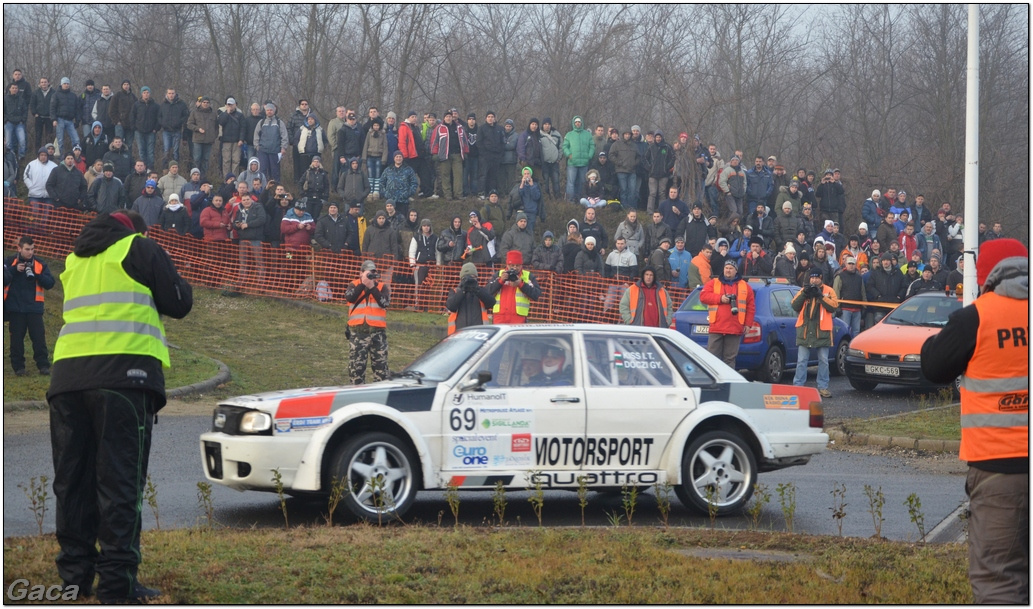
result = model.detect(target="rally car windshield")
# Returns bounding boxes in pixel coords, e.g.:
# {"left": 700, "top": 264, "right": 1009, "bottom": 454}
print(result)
{"left": 403, "top": 327, "right": 499, "bottom": 381}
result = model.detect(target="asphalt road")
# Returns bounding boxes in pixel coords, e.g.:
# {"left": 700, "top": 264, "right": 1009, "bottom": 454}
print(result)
{"left": 4, "top": 377, "right": 965, "bottom": 541}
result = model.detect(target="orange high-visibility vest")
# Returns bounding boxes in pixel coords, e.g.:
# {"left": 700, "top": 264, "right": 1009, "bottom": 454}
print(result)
{"left": 796, "top": 285, "right": 837, "bottom": 333}
{"left": 3, "top": 257, "right": 45, "bottom": 303}
{"left": 706, "top": 279, "right": 748, "bottom": 325}
{"left": 447, "top": 306, "right": 489, "bottom": 335}
{"left": 958, "top": 292, "right": 1029, "bottom": 462}
{"left": 347, "top": 280, "right": 387, "bottom": 328}
{"left": 627, "top": 283, "right": 670, "bottom": 327}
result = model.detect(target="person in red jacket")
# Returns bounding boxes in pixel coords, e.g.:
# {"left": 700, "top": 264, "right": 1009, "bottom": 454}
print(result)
{"left": 199, "top": 194, "right": 231, "bottom": 242}
{"left": 699, "top": 259, "right": 756, "bottom": 367}
{"left": 279, "top": 199, "right": 315, "bottom": 251}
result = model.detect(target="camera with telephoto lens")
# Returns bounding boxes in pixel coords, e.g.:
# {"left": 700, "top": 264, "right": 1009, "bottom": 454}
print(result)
{"left": 506, "top": 270, "right": 519, "bottom": 282}
{"left": 22, "top": 258, "right": 34, "bottom": 278}
{"left": 805, "top": 285, "right": 822, "bottom": 298}
{"left": 366, "top": 270, "right": 379, "bottom": 280}
{"left": 461, "top": 275, "right": 478, "bottom": 292}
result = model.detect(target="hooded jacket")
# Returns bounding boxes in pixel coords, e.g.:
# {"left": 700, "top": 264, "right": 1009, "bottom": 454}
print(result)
{"left": 338, "top": 161, "right": 371, "bottom": 203}
{"left": 561, "top": 116, "right": 594, "bottom": 167}
{"left": 499, "top": 223, "right": 535, "bottom": 265}
{"left": 47, "top": 213, "right": 193, "bottom": 406}
{"left": 362, "top": 212, "right": 402, "bottom": 260}
{"left": 532, "top": 240, "right": 564, "bottom": 274}
{"left": 3, "top": 89, "right": 29, "bottom": 124}
{"left": 645, "top": 134, "right": 675, "bottom": 178}
{"left": 437, "top": 219, "right": 467, "bottom": 264}
{"left": 361, "top": 122, "right": 389, "bottom": 162}
{"left": 82, "top": 122, "right": 109, "bottom": 166}
{"left": 516, "top": 122, "right": 543, "bottom": 167}
{"left": 237, "top": 157, "right": 266, "bottom": 186}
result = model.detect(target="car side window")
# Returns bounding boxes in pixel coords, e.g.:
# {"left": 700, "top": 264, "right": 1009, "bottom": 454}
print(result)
{"left": 481, "top": 333, "right": 576, "bottom": 388}
{"left": 771, "top": 289, "right": 794, "bottom": 318}
{"left": 656, "top": 337, "right": 716, "bottom": 386}
{"left": 583, "top": 334, "right": 673, "bottom": 387}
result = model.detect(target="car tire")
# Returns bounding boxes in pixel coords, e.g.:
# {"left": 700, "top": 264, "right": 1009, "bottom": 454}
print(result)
{"left": 832, "top": 339, "right": 849, "bottom": 377}
{"left": 331, "top": 431, "right": 419, "bottom": 523}
{"left": 757, "top": 346, "right": 784, "bottom": 383}
{"left": 675, "top": 430, "right": 757, "bottom": 516}
{"left": 848, "top": 376, "right": 878, "bottom": 392}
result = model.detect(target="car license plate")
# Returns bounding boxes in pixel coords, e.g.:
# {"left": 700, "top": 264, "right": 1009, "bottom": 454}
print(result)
{"left": 865, "top": 364, "right": 900, "bottom": 377}
{"left": 694, "top": 325, "right": 709, "bottom": 335}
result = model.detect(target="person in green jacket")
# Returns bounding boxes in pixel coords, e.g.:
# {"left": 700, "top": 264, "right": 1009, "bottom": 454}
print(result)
{"left": 562, "top": 115, "right": 594, "bottom": 202}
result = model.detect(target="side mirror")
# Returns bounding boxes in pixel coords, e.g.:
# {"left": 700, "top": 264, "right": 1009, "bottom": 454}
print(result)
{"left": 458, "top": 370, "right": 493, "bottom": 392}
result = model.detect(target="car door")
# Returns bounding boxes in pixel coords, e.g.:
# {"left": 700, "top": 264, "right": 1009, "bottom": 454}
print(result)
{"left": 580, "top": 332, "right": 688, "bottom": 478}
{"left": 441, "top": 331, "right": 585, "bottom": 481}
{"left": 770, "top": 287, "right": 800, "bottom": 365}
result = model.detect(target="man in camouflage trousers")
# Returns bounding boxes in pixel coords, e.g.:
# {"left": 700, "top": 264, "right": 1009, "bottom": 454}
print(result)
{"left": 344, "top": 260, "right": 391, "bottom": 384}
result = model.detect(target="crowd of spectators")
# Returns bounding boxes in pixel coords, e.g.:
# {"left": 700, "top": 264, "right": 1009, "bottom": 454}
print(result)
{"left": 4, "top": 70, "right": 1010, "bottom": 329}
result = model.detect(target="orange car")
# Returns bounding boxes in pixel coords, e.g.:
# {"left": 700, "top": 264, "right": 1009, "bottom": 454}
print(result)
{"left": 845, "top": 292, "right": 963, "bottom": 391}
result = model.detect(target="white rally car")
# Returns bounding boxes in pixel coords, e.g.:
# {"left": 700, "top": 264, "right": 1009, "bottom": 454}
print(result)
{"left": 201, "top": 324, "right": 828, "bottom": 521}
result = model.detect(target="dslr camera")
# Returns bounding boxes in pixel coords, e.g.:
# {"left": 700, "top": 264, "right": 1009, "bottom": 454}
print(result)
{"left": 461, "top": 275, "right": 479, "bottom": 292}
{"left": 506, "top": 270, "right": 519, "bottom": 282}
{"left": 366, "top": 270, "right": 380, "bottom": 281}
{"left": 21, "top": 257, "right": 34, "bottom": 278}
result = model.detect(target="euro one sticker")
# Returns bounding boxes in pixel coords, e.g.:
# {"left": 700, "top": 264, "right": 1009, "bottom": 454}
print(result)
{"left": 478, "top": 406, "right": 534, "bottom": 431}
{"left": 447, "top": 433, "right": 533, "bottom": 470}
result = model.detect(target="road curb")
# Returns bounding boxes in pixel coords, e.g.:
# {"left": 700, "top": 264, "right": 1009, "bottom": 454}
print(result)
{"left": 827, "top": 428, "right": 960, "bottom": 453}
{"left": 827, "top": 403, "right": 960, "bottom": 452}
{"left": 3, "top": 356, "right": 231, "bottom": 413}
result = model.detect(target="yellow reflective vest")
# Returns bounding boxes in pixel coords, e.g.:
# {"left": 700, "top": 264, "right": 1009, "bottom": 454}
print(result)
{"left": 53, "top": 234, "right": 170, "bottom": 367}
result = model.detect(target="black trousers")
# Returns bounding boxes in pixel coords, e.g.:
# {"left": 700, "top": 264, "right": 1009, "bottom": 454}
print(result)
{"left": 50, "top": 388, "right": 156, "bottom": 601}
{"left": 7, "top": 311, "right": 49, "bottom": 371}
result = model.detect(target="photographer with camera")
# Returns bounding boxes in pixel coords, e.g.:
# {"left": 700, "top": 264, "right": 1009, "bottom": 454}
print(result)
{"left": 487, "top": 250, "right": 541, "bottom": 324}
{"left": 445, "top": 262, "right": 494, "bottom": 334}
{"left": 4, "top": 235, "right": 56, "bottom": 375}
{"left": 344, "top": 260, "right": 391, "bottom": 384}
{"left": 698, "top": 258, "right": 756, "bottom": 367}
{"left": 791, "top": 267, "right": 839, "bottom": 398}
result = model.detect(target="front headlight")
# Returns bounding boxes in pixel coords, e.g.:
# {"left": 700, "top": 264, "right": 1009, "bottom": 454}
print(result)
{"left": 848, "top": 348, "right": 866, "bottom": 358}
{"left": 902, "top": 354, "right": 921, "bottom": 362}
{"left": 240, "top": 411, "right": 272, "bottom": 433}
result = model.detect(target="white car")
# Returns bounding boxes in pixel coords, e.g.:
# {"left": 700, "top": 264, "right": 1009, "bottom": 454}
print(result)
{"left": 201, "top": 324, "right": 828, "bottom": 521}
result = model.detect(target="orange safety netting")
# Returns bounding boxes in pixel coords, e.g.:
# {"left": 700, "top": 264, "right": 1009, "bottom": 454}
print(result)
{"left": 3, "top": 198, "right": 694, "bottom": 324}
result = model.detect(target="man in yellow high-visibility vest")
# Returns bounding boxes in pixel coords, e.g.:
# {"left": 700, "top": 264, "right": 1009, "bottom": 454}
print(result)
{"left": 48, "top": 210, "right": 192, "bottom": 603}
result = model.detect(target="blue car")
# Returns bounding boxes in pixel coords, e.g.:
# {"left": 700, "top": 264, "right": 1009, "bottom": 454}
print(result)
{"left": 672, "top": 277, "right": 852, "bottom": 383}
